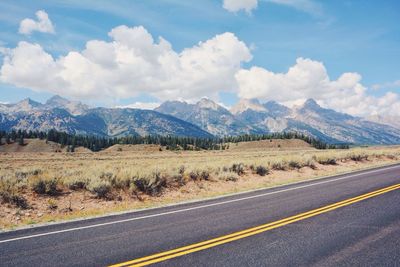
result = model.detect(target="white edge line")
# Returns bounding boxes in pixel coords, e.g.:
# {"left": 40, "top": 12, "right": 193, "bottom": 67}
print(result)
{"left": 0, "top": 164, "right": 399, "bottom": 244}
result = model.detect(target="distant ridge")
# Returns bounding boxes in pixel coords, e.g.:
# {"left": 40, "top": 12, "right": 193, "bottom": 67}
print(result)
{"left": 157, "top": 98, "right": 400, "bottom": 145}
{"left": 1, "top": 95, "right": 400, "bottom": 144}
{"left": 0, "top": 96, "right": 212, "bottom": 138}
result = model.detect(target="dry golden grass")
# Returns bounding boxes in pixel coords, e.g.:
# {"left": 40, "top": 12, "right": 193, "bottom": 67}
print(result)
{"left": 0, "top": 138, "right": 91, "bottom": 153}
{"left": 1, "top": 140, "right": 400, "bottom": 230}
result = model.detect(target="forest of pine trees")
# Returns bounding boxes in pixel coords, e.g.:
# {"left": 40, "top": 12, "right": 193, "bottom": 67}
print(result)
{"left": 0, "top": 129, "right": 350, "bottom": 152}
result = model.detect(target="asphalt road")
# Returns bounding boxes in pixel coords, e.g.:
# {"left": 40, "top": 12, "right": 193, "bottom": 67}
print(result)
{"left": 1, "top": 163, "right": 400, "bottom": 267}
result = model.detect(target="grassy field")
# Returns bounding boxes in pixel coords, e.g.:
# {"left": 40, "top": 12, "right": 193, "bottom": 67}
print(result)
{"left": 1, "top": 139, "right": 399, "bottom": 230}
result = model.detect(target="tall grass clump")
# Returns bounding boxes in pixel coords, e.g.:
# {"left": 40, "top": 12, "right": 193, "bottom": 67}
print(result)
{"left": 0, "top": 175, "right": 29, "bottom": 209}
{"left": 270, "top": 161, "right": 288, "bottom": 171}
{"left": 218, "top": 171, "right": 239, "bottom": 182}
{"left": 63, "top": 175, "right": 88, "bottom": 190}
{"left": 87, "top": 176, "right": 112, "bottom": 199}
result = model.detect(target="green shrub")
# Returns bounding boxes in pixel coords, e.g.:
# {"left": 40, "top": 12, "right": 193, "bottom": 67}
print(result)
{"left": 189, "top": 170, "right": 200, "bottom": 180}
{"left": 289, "top": 160, "right": 302, "bottom": 169}
{"left": 230, "top": 163, "right": 245, "bottom": 175}
{"left": 256, "top": 165, "right": 269, "bottom": 176}
{"left": 0, "top": 191, "right": 29, "bottom": 209}
{"left": 350, "top": 154, "right": 368, "bottom": 161}
{"left": 0, "top": 176, "right": 29, "bottom": 209}
{"left": 88, "top": 178, "right": 112, "bottom": 199}
{"left": 66, "top": 178, "right": 87, "bottom": 190}
{"left": 32, "top": 180, "right": 46, "bottom": 194}
{"left": 133, "top": 171, "right": 166, "bottom": 196}
{"left": 200, "top": 170, "right": 210, "bottom": 180}
{"left": 317, "top": 157, "right": 337, "bottom": 165}
{"left": 31, "top": 177, "right": 59, "bottom": 195}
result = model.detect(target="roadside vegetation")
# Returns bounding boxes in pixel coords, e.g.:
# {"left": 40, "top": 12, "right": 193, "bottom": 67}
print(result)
{"left": 1, "top": 141, "right": 399, "bottom": 229}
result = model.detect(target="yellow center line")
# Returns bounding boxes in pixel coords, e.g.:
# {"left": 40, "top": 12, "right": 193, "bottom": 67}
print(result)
{"left": 109, "top": 183, "right": 400, "bottom": 267}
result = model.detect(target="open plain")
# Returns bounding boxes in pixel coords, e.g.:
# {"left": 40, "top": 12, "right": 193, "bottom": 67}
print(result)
{"left": 1, "top": 139, "right": 399, "bottom": 230}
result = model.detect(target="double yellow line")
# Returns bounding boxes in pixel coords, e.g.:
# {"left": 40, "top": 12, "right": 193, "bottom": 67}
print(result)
{"left": 110, "top": 183, "right": 400, "bottom": 267}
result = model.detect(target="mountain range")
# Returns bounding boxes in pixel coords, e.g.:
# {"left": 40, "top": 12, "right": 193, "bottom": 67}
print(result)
{"left": 1, "top": 95, "right": 400, "bottom": 145}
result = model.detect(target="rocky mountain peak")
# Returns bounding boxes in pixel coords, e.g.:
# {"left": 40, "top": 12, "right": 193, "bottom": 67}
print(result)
{"left": 44, "top": 95, "right": 89, "bottom": 115}
{"left": 14, "top": 98, "right": 43, "bottom": 112}
{"left": 230, "top": 98, "right": 266, "bottom": 114}
{"left": 302, "top": 98, "right": 321, "bottom": 110}
{"left": 196, "top": 98, "right": 221, "bottom": 110}
{"left": 45, "top": 95, "right": 70, "bottom": 106}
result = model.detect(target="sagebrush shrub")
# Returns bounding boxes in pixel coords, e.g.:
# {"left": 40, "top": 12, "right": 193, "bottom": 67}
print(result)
{"left": 88, "top": 177, "right": 112, "bottom": 199}
{"left": 218, "top": 171, "right": 239, "bottom": 182}
{"left": 67, "top": 179, "right": 87, "bottom": 190}
{"left": 304, "top": 159, "right": 317, "bottom": 169}
{"left": 31, "top": 177, "right": 59, "bottom": 195}
{"left": 230, "top": 163, "right": 245, "bottom": 175}
{"left": 0, "top": 191, "right": 29, "bottom": 209}
{"left": 133, "top": 171, "right": 167, "bottom": 196}
{"left": 0, "top": 175, "right": 29, "bottom": 209}
{"left": 256, "top": 166, "right": 269, "bottom": 176}
{"left": 350, "top": 154, "right": 368, "bottom": 161}
{"left": 271, "top": 162, "right": 287, "bottom": 171}
{"left": 289, "top": 160, "right": 302, "bottom": 169}
{"left": 317, "top": 157, "right": 337, "bottom": 165}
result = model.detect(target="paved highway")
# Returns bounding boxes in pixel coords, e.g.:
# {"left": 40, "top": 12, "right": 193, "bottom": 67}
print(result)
{"left": 1, "top": 164, "right": 399, "bottom": 267}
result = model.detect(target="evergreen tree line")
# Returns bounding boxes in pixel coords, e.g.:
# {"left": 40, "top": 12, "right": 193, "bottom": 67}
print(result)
{"left": 0, "top": 129, "right": 350, "bottom": 152}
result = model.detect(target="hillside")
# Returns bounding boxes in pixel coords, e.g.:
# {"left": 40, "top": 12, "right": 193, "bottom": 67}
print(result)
{"left": 0, "top": 139, "right": 91, "bottom": 153}
{"left": 227, "top": 139, "right": 313, "bottom": 151}
{"left": 101, "top": 144, "right": 162, "bottom": 153}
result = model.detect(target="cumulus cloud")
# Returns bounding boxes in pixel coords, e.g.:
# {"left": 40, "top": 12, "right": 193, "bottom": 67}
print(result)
{"left": 236, "top": 57, "right": 400, "bottom": 117}
{"left": 223, "top": 0, "right": 258, "bottom": 13}
{"left": 1, "top": 25, "right": 251, "bottom": 102}
{"left": 2, "top": 23, "right": 397, "bottom": 118}
{"left": 19, "top": 10, "right": 55, "bottom": 35}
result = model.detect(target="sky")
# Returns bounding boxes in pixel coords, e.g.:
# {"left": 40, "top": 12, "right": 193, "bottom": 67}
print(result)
{"left": 0, "top": 0, "right": 399, "bottom": 117}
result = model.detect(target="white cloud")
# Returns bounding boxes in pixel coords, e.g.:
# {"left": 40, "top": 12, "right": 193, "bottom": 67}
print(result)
{"left": 2, "top": 23, "right": 397, "bottom": 118}
{"left": 235, "top": 57, "right": 400, "bottom": 117}
{"left": 371, "top": 80, "right": 400, "bottom": 90}
{"left": 19, "top": 10, "right": 55, "bottom": 35}
{"left": 1, "top": 25, "right": 251, "bottom": 102}
{"left": 223, "top": 0, "right": 258, "bottom": 13}
{"left": 116, "top": 102, "right": 160, "bottom": 110}
{"left": 223, "top": 0, "right": 322, "bottom": 16}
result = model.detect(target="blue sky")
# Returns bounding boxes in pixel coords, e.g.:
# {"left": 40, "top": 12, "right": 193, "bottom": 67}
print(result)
{"left": 0, "top": 0, "right": 399, "bottom": 116}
